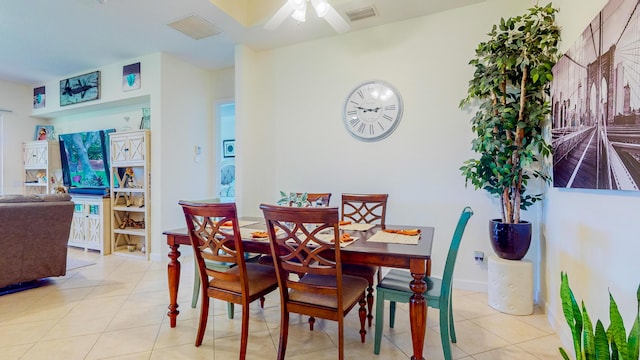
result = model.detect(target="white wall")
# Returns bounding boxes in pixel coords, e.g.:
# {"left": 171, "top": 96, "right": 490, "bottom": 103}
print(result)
{"left": 235, "top": 0, "right": 533, "bottom": 291}
{"left": 544, "top": 0, "right": 640, "bottom": 353}
{"left": 0, "top": 79, "right": 38, "bottom": 194}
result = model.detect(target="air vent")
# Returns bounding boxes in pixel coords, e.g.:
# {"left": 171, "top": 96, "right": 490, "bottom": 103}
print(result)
{"left": 345, "top": 5, "right": 377, "bottom": 22}
{"left": 167, "top": 14, "right": 222, "bottom": 40}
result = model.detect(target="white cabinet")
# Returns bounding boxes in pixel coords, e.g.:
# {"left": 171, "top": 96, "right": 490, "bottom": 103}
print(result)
{"left": 68, "top": 195, "right": 111, "bottom": 254}
{"left": 23, "top": 141, "right": 61, "bottom": 195}
{"left": 109, "top": 130, "right": 150, "bottom": 259}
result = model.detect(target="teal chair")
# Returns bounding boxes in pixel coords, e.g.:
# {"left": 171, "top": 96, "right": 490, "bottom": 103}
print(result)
{"left": 190, "top": 253, "right": 261, "bottom": 318}
{"left": 373, "top": 207, "right": 473, "bottom": 359}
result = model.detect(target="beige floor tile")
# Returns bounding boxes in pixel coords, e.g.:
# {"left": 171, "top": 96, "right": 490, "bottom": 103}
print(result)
{"left": 469, "top": 312, "right": 548, "bottom": 343}
{"left": 65, "top": 294, "right": 128, "bottom": 319}
{"left": 0, "top": 248, "right": 565, "bottom": 359}
{"left": 3, "top": 301, "right": 78, "bottom": 325}
{"left": 517, "top": 334, "right": 567, "bottom": 360}
{"left": 0, "top": 343, "right": 33, "bottom": 360}
{"left": 85, "top": 324, "right": 161, "bottom": 360}
{"left": 20, "top": 333, "right": 100, "bottom": 360}
{"left": 472, "top": 344, "right": 541, "bottom": 360}
{"left": 441, "top": 319, "right": 510, "bottom": 355}
{"left": 0, "top": 320, "right": 58, "bottom": 347}
{"left": 151, "top": 343, "right": 214, "bottom": 359}
{"left": 387, "top": 326, "right": 469, "bottom": 360}
{"left": 41, "top": 314, "right": 114, "bottom": 340}
{"left": 213, "top": 329, "right": 277, "bottom": 359}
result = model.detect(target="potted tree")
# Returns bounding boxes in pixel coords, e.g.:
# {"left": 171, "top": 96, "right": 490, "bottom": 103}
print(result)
{"left": 459, "top": 3, "right": 561, "bottom": 260}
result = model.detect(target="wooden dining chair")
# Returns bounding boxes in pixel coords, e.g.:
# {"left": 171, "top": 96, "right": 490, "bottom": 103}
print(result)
{"left": 258, "top": 192, "right": 333, "bottom": 268}
{"left": 373, "top": 206, "right": 473, "bottom": 359}
{"left": 260, "top": 204, "right": 368, "bottom": 360}
{"left": 340, "top": 193, "right": 389, "bottom": 327}
{"left": 297, "top": 192, "right": 332, "bottom": 207}
{"left": 180, "top": 201, "right": 279, "bottom": 358}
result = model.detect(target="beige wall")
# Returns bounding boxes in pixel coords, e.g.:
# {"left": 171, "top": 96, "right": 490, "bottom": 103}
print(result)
{"left": 544, "top": 0, "right": 638, "bottom": 351}
{"left": 234, "top": 0, "right": 533, "bottom": 292}
{"left": 0, "top": 79, "right": 36, "bottom": 194}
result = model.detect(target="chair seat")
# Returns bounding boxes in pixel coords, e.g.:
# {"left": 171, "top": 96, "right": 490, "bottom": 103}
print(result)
{"left": 341, "top": 263, "right": 377, "bottom": 281}
{"left": 378, "top": 269, "right": 441, "bottom": 300}
{"left": 290, "top": 274, "right": 369, "bottom": 309}
{"left": 209, "top": 263, "right": 277, "bottom": 297}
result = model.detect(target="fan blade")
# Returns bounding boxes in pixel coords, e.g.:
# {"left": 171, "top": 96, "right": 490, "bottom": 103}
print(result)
{"left": 324, "top": 4, "right": 350, "bottom": 33}
{"left": 265, "top": 2, "right": 295, "bottom": 30}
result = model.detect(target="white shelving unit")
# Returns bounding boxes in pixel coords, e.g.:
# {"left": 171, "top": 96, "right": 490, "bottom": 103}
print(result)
{"left": 23, "top": 140, "right": 61, "bottom": 195}
{"left": 68, "top": 194, "right": 111, "bottom": 254}
{"left": 109, "top": 129, "right": 150, "bottom": 259}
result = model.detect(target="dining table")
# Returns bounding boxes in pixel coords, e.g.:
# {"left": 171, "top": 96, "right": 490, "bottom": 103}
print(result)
{"left": 163, "top": 219, "right": 434, "bottom": 360}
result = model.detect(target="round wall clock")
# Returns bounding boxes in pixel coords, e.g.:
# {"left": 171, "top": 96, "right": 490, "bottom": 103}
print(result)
{"left": 342, "top": 80, "right": 404, "bottom": 142}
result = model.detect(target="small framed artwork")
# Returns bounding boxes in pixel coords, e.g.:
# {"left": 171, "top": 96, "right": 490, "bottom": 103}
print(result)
{"left": 223, "top": 139, "right": 235, "bottom": 158}
{"left": 60, "top": 71, "right": 100, "bottom": 106}
{"left": 122, "top": 62, "right": 141, "bottom": 91}
{"left": 34, "top": 125, "right": 54, "bottom": 141}
{"left": 33, "top": 86, "right": 45, "bottom": 109}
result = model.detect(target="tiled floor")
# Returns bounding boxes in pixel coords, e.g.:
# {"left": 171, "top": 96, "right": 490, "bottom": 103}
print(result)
{"left": 0, "top": 247, "right": 563, "bottom": 359}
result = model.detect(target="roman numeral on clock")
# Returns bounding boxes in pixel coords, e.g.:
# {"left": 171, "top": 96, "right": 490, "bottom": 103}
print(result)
{"left": 385, "top": 104, "right": 396, "bottom": 111}
{"left": 347, "top": 110, "right": 357, "bottom": 116}
{"left": 357, "top": 123, "right": 366, "bottom": 133}
{"left": 349, "top": 118, "right": 360, "bottom": 127}
{"left": 383, "top": 114, "right": 393, "bottom": 121}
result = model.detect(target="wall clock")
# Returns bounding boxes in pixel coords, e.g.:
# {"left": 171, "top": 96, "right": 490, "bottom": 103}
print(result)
{"left": 343, "top": 80, "right": 403, "bottom": 142}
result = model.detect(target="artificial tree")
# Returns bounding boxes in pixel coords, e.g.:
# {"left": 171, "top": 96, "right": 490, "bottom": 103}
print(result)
{"left": 459, "top": 3, "right": 561, "bottom": 224}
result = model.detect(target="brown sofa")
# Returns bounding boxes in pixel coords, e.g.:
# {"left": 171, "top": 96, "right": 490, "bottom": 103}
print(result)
{"left": 0, "top": 193, "right": 74, "bottom": 288}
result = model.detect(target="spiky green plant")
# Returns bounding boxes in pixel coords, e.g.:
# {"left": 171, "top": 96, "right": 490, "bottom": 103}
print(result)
{"left": 559, "top": 272, "right": 640, "bottom": 359}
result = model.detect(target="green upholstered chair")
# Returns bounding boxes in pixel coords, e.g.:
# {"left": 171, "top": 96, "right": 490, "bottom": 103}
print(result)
{"left": 373, "top": 206, "right": 473, "bottom": 359}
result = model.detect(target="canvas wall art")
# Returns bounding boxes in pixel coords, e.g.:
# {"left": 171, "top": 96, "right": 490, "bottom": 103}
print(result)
{"left": 551, "top": 0, "right": 640, "bottom": 191}
{"left": 122, "top": 62, "right": 141, "bottom": 91}
{"left": 33, "top": 86, "right": 45, "bottom": 109}
{"left": 60, "top": 71, "right": 100, "bottom": 106}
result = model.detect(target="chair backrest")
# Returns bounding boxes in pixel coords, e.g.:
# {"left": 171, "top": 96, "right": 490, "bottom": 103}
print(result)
{"left": 179, "top": 201, "right": 249, "bottom": 294}
{"left": 260, "top": 204, "right": 343, "bottom": 304}
{"left": 296, "top": 192, "right": 332, "bottom": 207}
{"left": 440, "top": 206, "right": 474, "bottom": 296}
{"left": 341, "top": 193, "right": 388, "bottom": 225}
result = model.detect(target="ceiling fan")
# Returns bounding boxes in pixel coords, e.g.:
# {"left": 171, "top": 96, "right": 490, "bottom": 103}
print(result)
{"left": 265, "top": 0, "right": 351, "bottom": 34}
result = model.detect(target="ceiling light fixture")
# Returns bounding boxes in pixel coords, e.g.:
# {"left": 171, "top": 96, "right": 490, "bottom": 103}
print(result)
{"left": 264, "top": 0, "right": 351, "bottom": 33}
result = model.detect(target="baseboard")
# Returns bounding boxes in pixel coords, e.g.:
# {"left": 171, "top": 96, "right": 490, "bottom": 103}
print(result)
{"left": 453, "top": 279, "right": 488, "bottom": 293}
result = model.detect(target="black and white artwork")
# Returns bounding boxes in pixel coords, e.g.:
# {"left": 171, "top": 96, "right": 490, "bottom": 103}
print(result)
{"left": 60, "top": 71, "right": 100, "bottom": 106}
{"left": 551, "top": 0, "right": 640, "bottom": 191}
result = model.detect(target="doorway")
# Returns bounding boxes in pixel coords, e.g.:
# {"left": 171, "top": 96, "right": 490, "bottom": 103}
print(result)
{"left": 216, "top": 101, "right": 235, "bottom": 202}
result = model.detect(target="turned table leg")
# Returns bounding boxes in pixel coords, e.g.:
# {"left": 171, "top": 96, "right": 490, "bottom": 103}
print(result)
{"left": 409, "top": 259, "right": 428, "bottom": 360}
{"left": 167, "top": 242, "right": 181, "bottom": 328}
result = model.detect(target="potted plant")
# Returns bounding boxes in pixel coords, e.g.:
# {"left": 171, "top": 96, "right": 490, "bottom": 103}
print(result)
{"left": 459, "top": 3, "right": 561, "bottom": 260}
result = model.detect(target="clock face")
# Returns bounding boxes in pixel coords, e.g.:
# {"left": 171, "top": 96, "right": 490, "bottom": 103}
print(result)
{"left": 343, "top": 80, "right": 403, "bottom": 142}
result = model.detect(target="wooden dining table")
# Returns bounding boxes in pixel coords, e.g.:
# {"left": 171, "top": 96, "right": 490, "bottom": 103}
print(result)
{"left": 163, "top": 220, "right": 434, "bottom": 360}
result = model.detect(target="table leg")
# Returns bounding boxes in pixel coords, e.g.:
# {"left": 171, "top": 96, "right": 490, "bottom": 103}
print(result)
{"left": 409, "top": 259, "right": 428, "bottom": 360}
{"left": 167, "top": 242, "right": 181, "bottom": 328}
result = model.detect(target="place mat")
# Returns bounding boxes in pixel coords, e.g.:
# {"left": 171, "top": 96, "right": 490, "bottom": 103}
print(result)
{"left": 366, "top": 230, "right": 420, "bottom": 245}
{"left": 314, "top": 233, "right": 358, "bottom": 247}
{"left": 240, "top": 228, "right": 270, "bottom": 241}
{"left": 217, "top": 220, "right": 259, "bottom": 229}
{"left": 340, "top": 223, "right": 375, "bottom": 231}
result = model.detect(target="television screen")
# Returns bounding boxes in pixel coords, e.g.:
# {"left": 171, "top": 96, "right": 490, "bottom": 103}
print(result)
{"left": 59, "top": 129, "right": 115, "bottom": 191}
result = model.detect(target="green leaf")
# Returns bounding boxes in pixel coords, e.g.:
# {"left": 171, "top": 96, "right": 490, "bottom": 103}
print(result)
{"left": 608, "top": 291, "right": 628, "bottom": 359}
{"left": 594, "top": 320, "right": 609, "bottom": 360}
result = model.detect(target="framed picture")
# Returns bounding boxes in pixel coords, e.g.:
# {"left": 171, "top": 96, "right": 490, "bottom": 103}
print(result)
{"left": 60, "top": 71, "right": 100, "bottom": 106}
{"left": 33, "top": 86, "right": 45, "bottom": 109}
{"left": 122, "top": 62, "right": 141, "bottom": 91}
{"left": 223, "top": 139, "right": 235, "bottom": 158}
{"left": 34, "top": 125, "right": 54, "bottom": 141}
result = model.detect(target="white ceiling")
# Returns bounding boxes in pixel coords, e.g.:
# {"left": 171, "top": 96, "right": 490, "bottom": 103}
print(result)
{"left": 0, "top": 0, "right": 484, "bottom": 85}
